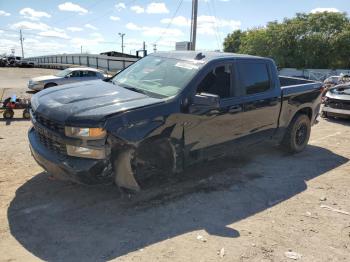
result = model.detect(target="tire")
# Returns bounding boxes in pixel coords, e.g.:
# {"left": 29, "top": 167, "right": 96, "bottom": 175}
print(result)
{"left": 113, "top": 139, "right": 176, "bottom": 191}
{"left": 44, "top": 83, "right": 57, "bottom": 89}
{"left": 3, "top": 109, "right": 14, "bottom": 119}
{"left": 22, "top": 109, "right": 30, "bottom": 119}
{"left": 281, "top": 114, "right": 311, "bottom": 153}
{"left": 321, "top": 111, "right": 328, "bottom": 118}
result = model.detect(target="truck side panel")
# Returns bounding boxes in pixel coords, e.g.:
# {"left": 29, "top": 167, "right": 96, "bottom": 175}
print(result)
{"left": 275, "top": 83, "right": 323, "bottom": 141}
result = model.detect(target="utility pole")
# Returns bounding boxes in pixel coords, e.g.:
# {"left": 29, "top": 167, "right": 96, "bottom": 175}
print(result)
{"left": 20, "top": 29, "right": 24, "bottom": 58}
{"left": 80, "top": 45, "right": 82, "bottom": 54}
{"left": 190, "top": 0, "right": 198, "bottom": 50}
{"left": 153, "top": 44, "right": 157, "bottom": 53}
{"left": 118, "top": 33, "right": 125, "bottom": 54}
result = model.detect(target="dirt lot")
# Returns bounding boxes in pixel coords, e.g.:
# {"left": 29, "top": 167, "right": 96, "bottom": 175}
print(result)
{"left": 0, "top": 68, "right": 350, "bottom": 261}
{"left": 0, "top": 67, "right": 58, "bottom": 99}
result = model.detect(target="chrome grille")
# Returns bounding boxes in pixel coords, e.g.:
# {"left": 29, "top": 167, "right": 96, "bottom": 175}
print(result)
{"left": 327, "top": 98, "right": 350, "bottom": 110}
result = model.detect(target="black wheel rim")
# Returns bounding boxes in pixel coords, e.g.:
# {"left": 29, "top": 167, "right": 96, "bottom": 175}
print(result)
{"left": 296, "top": 123, "right": 307, "bottom": 146}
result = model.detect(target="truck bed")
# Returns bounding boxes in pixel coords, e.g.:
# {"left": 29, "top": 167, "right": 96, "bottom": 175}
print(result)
{"left": 279, "top": 76, "right": 322, "bottom": 96}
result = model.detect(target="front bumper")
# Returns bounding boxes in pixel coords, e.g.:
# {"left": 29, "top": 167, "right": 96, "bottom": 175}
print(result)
{"left": 321, "top": 105, "right": 350, "bottom": 116}
{"left": 28, "top": 82, "right": 43, "bottom": 91}
{"left": 28, "top": 127, "right": 113, "bottom": 184}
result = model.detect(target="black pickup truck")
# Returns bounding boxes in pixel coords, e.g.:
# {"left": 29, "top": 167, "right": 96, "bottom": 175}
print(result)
{"left": 29, "top": 52, "right": 323, "bottom": 191}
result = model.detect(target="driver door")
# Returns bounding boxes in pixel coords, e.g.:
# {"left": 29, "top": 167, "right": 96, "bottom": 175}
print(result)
{"left": 63, "top": 70, "right": 83, "bottom": 84}
{"left": 184, "top": 62, "right": 245, "bottom": 158}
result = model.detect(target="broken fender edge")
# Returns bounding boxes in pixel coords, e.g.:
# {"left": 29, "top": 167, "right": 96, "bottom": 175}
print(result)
{"left": 113, "top": 148, "right": 140, "bottom": 191}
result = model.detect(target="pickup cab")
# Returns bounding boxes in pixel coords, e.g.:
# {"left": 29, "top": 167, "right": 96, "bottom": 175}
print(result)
{"left": 28, "top": 52, "right": 323, "bottom": 191}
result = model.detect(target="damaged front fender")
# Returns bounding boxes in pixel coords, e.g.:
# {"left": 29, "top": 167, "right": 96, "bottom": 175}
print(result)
{"left": 113, "top": 148, "right": 141, "bottom": 191}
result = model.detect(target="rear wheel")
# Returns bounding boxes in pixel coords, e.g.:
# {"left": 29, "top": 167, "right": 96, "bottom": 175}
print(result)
{"left": 44, "top": 83, "right": 57, "bottom": 89}
{"left": 3, "top": 109, "right": 14, "bottom": 119}
{"left": 281, "top": 114, "right": 311, "bottom": 153}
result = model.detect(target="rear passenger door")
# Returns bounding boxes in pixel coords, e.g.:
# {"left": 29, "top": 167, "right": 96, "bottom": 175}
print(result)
{"left": 81, "top": 70, "right": 100, "bottom": 81}
{"left": 234, "top": 59, "right": 280, "bottom": 141}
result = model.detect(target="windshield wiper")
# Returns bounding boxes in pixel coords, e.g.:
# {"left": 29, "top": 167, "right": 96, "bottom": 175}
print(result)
{"left": 118, "top": 84, "right": 148, "bottom": 95}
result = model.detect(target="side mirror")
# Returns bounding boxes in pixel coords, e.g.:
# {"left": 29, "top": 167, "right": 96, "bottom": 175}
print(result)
{"left": 189, "top": 93, "right": 220, "bottom": 114}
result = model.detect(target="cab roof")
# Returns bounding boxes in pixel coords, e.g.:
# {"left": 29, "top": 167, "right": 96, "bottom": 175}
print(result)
{"left": 68, "top": 67, "right": 102, "bottom": 72}
{"left": 150, "top": 51, "right": 269, "bottom": 63}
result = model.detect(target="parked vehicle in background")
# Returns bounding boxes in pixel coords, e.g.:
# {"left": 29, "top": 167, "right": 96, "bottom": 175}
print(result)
{"left": 324, "top": 74, "right": 350, "bottom": 90}
{"left": 324, "top": 76, "right": 341, "bottom": 87}
{"left": 28, "top": 67, "right": 109, "bottom": 91}
{"left": 321, "top": 84, "right": 350, "bottom": 119}
{"left": 0, "top": 57, "right": 7, "bottom": 67}
{"left": 28, "top": 51, "right": 323, "bottom": 191}
{"left": 7, "top": 56, "right": 21, "bottom": 67}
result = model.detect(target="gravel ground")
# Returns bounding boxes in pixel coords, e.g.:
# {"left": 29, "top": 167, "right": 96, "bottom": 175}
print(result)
{"left": 0, "top": 68, "right": 350, "bottom": 261}
{"left": 0, "top": 67, "right": 59, "bottom": 99}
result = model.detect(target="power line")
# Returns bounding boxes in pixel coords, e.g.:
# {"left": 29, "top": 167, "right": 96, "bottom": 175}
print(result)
{"left": 205, "top": 0, "right": 221, "bottom": 50}
{"left": 211, "top": 0, "right": 223, "bottom": 48}
{"left": 154, "top": 0, "right": 184, "bottom": 45}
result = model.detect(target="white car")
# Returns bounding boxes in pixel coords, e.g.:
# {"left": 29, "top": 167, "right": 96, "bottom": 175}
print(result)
{"left": 28, "top": 67, "right": 109, "bottom": 91}
{"left": 322, "top": 84, "right": 350, "bottom": 118}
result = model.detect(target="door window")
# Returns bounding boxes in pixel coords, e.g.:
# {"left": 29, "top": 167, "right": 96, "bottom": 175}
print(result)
{"left": 68, "top": 71, "right": 81, "bottom": 77}
{"left": 82, "top": 71, "right": 97, "bottom": 77}
{"left": 196, "top": 64, "right": 232, "bottom": 98}
{"left": 237, "top": 63, "right": 270, "bottom": 95}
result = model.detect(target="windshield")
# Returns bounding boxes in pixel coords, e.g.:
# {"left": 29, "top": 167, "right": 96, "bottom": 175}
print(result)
{"left": 111, "top": 55, "right": 201, "bottom": 98}
{"left": 55, "top": 68, "right": 72, "bottom": 77}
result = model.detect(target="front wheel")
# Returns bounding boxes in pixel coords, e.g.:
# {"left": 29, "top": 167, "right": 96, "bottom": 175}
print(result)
{"left": 3, "top": 109, "right": 14, "bottom": 119}
{"left": 44, "top": 83, "right": 57, "bottom": 89}
{"left": 281, "top": 114, "right": 311, "bottom": 153}
{"left": 321, "top": 111, "right": 328, "bottom": 118}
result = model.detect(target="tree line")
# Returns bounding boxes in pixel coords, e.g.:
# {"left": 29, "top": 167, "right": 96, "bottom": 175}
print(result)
{"left": 223, "top": 12, "right": 350, "bottom": 69}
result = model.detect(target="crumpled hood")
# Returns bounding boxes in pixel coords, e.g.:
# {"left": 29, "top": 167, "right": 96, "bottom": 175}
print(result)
{"left": 327, "top": 84, "right": 350, "bottom": 101}
{"left": 31, "top": 75, "right": 61, "bottom": 82}
{"left": 31, "top": 80, "right": 163, "bottom": 125}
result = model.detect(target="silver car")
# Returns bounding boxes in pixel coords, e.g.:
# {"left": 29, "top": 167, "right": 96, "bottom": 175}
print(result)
{"left": 321, "top": 84, "right": 350, "bottom": 118}
{"left": 28, "top": 67, "right": 108, "bottom": 91}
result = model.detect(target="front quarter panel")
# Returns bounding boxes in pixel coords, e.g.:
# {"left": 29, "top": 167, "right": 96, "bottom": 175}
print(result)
{"left": 105, "top": 99, "right": 183, "bottom": 144}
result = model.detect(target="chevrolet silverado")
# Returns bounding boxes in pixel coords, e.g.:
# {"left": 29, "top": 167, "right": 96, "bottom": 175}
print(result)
{"left": 28, "top": 51, "right": 323, "bottom": 191}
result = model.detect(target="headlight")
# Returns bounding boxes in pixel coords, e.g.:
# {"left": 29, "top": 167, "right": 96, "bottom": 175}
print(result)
{"left": 66, "top": 145, "right": 106, "bottom": 159}
{"left": 29, "top": 80, "right": 38, "bottom": 85}
{"left": 65, "top": 127, "right": 106, "bottom": 139}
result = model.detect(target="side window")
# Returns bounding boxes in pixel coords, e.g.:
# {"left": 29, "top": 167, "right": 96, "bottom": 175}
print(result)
{"left": 196, "top": 64, "right": 232, "bottom": 99}
{"left": 82, "top": 71, "right": 97, "bottom": 77}
{"left": 237, "top": 63, "right": 270, "bottom": 95}
{"left": 68, "top": 71, "right": 81, "bottom": 77}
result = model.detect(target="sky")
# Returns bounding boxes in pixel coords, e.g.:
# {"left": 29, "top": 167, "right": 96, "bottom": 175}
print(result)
{"left": 0, "top": 0, "right": 349, "bottom": 57}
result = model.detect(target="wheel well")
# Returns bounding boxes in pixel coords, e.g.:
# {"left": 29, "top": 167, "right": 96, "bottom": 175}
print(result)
{"left": 296, "top": 107, "right": 312, "bottom": 120}
{"left": 44, "top": 82, "right": 57, "bottom": 88}
{"left": 136, "top": 137, "right": 175, "bottom": 170}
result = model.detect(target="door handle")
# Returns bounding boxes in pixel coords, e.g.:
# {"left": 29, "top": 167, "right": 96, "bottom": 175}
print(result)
{"left": 228, "top": 105, "right": 242, "bottom": 113}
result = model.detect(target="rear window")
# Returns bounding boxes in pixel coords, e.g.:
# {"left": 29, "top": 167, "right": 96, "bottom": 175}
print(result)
{"left": 237, "top": 63, "right": 270, "bottom": 95}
